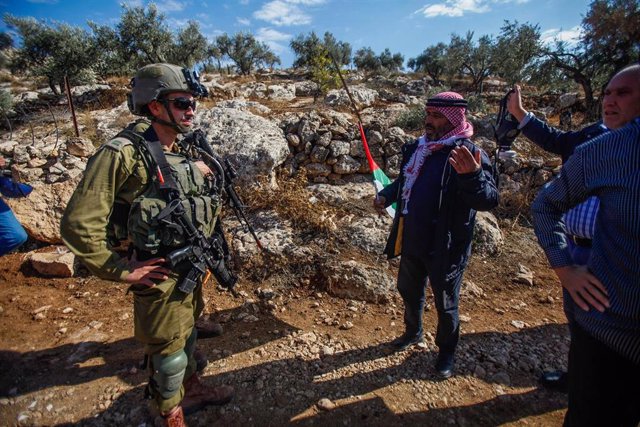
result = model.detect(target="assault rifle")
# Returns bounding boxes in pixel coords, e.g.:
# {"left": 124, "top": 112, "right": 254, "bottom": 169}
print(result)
{"left": 158, "top": 199, "right": 237, "bottom": 294}
{"left": 180, "top": 130, "right": 265, "bottom": 252}
{"left": 157, "top": 130, "right": 264, "bottom": 294}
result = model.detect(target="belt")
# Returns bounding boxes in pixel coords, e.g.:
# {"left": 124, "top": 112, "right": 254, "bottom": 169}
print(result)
{"left": 569, "top": 235, "right": 592, "bottom": 248}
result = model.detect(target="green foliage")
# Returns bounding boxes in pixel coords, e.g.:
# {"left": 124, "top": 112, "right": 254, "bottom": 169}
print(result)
{"left": 322, "top": 32, "right": 351, "bottom": 67}
{"left": 0, "top": 31, "right": 12, "bottom": 69}
{"left": 408, "top": 43, "right": 447, "bottom": 85}
{"left": 353, "top": 47, "right": 380, "bottom": 72}
{"left": 538, "top": 40, "right": 606, "bottom": 118}
{"left": 582, "top": 0, "right": 640, "bottom": 76}
{"left": 446, "top": 32, "right": 494, "bottom": 94}
{"left": 216, "top": 32, "right": 280, "bottom": 75}
{"left": 4, "top": 14, "right": 96, "bottom": 94}
{"left": 353, "top": 46, "right": 405, "bottom": 73}
{"left": 465, "top": 94, "right": 488, "bottom": 114}
{"left": 168, "top": 21, "right": 209, "bottom": 69}
{"left": 309, "top": 51, "right": 340, "bottom": 99}
{"left": 394, "top": 104, "right": 425, "bottom": 131}
{"left": 492, "top": 21, "right": 542, "bottom": 85}
{"left": 87, "top": 21, "right": 131, "bottom": 76}
{"left": 0, "top": 89, "right": 12, "bottom": 113}
{"left": 289, "top": 31, "right": 344, "bottom": 98}
{"left": 290, "top": 31, "right": 351, "bottom": 69}
{"left": 0, "top": 32, "right": 12, "bottom": 50}
{"left": 116, "top": 4, "right": 173, "bottom": 66}
{"left": 378, "top": 48, "right": 404, "bottom": 72}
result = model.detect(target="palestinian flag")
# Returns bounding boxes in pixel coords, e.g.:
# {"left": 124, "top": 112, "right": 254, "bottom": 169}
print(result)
{"left": 358, "top": 123, "right": 396, "bottom": 217}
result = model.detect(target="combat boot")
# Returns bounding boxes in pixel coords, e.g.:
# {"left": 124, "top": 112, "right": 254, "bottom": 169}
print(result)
{"left": 182, "top": 374, "right": 234, "bottom": 414}
{"left": 154, "top": 405, "right": 186, "bottom": 427}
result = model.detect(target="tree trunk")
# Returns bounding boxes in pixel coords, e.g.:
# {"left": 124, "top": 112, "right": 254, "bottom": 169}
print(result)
{"left": 575, "top": 75, "right": 597, "bottom": 121}
{"left": 48, "top": 78, "right": 59, "bottom": 96}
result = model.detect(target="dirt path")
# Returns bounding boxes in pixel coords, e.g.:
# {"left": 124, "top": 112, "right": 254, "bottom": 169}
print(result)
{"left": 0, "top": 224, "right": 569, "bottom": 426}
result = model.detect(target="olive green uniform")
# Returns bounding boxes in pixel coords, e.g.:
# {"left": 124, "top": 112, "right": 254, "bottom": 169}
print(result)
{"left": 61, "top": 127, "right": 217, "bottom": 412}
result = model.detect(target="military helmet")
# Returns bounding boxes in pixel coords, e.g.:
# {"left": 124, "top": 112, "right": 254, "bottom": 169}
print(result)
{"left": 127, "top": 63, "right": 208, "bottom": 116}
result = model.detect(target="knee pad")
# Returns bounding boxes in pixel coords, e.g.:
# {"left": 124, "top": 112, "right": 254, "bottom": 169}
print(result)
{"left": 151, "top": 350, "right": 188, "bottom": 400}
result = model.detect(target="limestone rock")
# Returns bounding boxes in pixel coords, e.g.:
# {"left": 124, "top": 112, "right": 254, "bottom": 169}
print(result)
{"left": 195, "top": 107, "right": 289, "bottom": 185}
{"left": 27, "top": 247, "right": 75, "bottom": 277}
{"left": 473, "top": 211, "right": 503, "bottom": 256}
{"left": 6, "top": 175, "right": 82, "bottom": 244}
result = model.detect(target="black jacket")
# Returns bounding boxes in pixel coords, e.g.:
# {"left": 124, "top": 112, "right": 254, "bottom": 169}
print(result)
{"left": 379, "top": 138, "right": 499, "bottom": 283}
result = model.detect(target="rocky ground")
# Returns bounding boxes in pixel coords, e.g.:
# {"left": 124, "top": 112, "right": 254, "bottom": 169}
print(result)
{"left": 0, "top": 218, "right": 570, "bottom": 426}
{"left": 0, "top": 71, "right": 578, "bottom": 426}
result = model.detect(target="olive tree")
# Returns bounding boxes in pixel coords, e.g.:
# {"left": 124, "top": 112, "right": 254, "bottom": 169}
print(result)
{"left": 216, "top": 32, "right": 280, "bottom": 75}
{"left": 4, "top": 14, "right": 96, "bottom": 94}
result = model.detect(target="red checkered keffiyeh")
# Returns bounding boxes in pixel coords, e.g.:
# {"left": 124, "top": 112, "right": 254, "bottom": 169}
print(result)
{"left": 401, "top": 91, "right": 474, "bottom": 214}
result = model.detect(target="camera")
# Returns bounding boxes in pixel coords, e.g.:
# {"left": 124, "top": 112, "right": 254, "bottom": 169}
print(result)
{"left": 182, "top": 68, "right": 209, "bottom": 98}
{"left": 494, "top": 90, "right": 521, "bottom": 150}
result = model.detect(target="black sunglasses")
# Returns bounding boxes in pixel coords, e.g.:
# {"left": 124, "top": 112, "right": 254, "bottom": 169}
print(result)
{"left": 165, "top": 97, "right": 197, "bottom": 111}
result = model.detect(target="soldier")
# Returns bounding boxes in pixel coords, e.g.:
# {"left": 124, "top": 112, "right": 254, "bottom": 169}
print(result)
{"left": 61, "top": 63, "right": 233, "bottom": 426}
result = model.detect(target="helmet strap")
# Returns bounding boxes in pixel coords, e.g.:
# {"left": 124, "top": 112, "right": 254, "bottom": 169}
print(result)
{"left": 152, "top": 99, "right": 191, "bottom": 134}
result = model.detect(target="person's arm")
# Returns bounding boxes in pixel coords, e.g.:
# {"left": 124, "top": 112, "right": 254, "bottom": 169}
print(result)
{"left": 531, "top": 148, "right": 609, "bottom": 312}
{"left": 450, "top": 144, "right": 499, "bottom": 211}
{"left": 507, "top": 85, "right": 580, "bottom": 159}
{"left": 61, "top": 145, "right": 170, "bottom": 285}
{"left": 377, "top": 178, "right": 399, "bottom": 205}
{"left": 61, "top": 146, "right": 134, "bottom": 281}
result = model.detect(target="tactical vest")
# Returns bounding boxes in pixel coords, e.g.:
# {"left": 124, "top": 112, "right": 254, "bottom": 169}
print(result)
{"left": 109, "top": 121, "right": 221, "bottom": 255}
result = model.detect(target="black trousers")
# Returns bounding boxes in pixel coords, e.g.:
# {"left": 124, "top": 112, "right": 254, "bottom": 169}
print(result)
{"left": 564, "top": 323, "right": 640, "bottom": 427}
{"left": 396, "top": 253, "right": 463, "bottom": 352}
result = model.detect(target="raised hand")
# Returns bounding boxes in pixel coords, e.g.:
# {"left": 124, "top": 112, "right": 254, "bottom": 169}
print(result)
{"left": 449, "top": 146, "right": 481, "bottom": 175}
{"left": 506, "top": 84, "right": 527, "bottom": 122}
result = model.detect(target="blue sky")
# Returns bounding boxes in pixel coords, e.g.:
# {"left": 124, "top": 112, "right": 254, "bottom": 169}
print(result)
{"left": 1, "top": 0, "right": 591, "bottom": 68}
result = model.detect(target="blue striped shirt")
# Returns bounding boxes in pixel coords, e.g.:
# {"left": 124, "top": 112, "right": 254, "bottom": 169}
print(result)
{"left": 532, "top": 118, "right": 640, "bottom": 364}
{"left": 563, "top": 196, "right": 599, "bottom": 239}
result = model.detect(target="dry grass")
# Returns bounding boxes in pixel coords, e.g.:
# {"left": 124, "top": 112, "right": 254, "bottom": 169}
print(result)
{"left": 241, "top": 170, "right": 343, "bottom": 237}
{"left": 78, "top": 112, "right": 100, "bottom": 146}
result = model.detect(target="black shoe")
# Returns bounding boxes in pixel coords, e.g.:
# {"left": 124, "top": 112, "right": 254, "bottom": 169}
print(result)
{"left": 435, "top": 350, "right": 455, "bottom": 379}
{"left": 390, "top": 333, "right": 424, "bottom": 351}
{"left": 539, "top": 370, "right": 568, "bottom": 393}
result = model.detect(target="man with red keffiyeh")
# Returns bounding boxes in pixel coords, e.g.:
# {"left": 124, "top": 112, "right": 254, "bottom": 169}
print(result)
{"left": 374, "top": 91, "right": 499, "bottom": 378}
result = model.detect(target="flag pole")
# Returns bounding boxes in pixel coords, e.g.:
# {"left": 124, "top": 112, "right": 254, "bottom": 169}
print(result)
{"left": 328, "top": 52, "right": 395, "bottom": 217}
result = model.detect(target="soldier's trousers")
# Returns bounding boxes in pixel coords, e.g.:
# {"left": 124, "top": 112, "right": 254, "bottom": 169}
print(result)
{"left": 131, "top": 267, "right": 204, "bottom": 413}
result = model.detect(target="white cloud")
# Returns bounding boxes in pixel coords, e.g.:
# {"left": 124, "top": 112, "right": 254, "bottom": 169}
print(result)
{"left": 167, "top": 18, "right": 190, "bottom": 29}
{"left": 237, "top": 17, "right": 251, "bottom": 25}
{"left": 255, "top": 27, "right": 291, "bottom": 53}
{"left": 155, "top": 0, "right": 186, "bottom": 13}
{"left": 286, "top": 0, "right": 326, "bottom": 4}
{"left": 120, "top": 0, "right": 143, "bottom": 8}
{"left": 253, "top": 0, "right": 325, "bottom": 26}
{"left": 541, "top": 26, "right": 583, "bottom": 45}
{"left": 416, "top": 0, "right": 489, "bottom": 17}
{"left": 415, "top": 0, "right": 530, "bottom": 18}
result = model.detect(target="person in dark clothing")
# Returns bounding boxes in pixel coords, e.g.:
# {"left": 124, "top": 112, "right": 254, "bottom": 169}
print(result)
{"left": 507, "top": 64, "right": 639, "bottom": 392}
{"left": 374, "top": 91, "right": 499, "bottom": 379}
